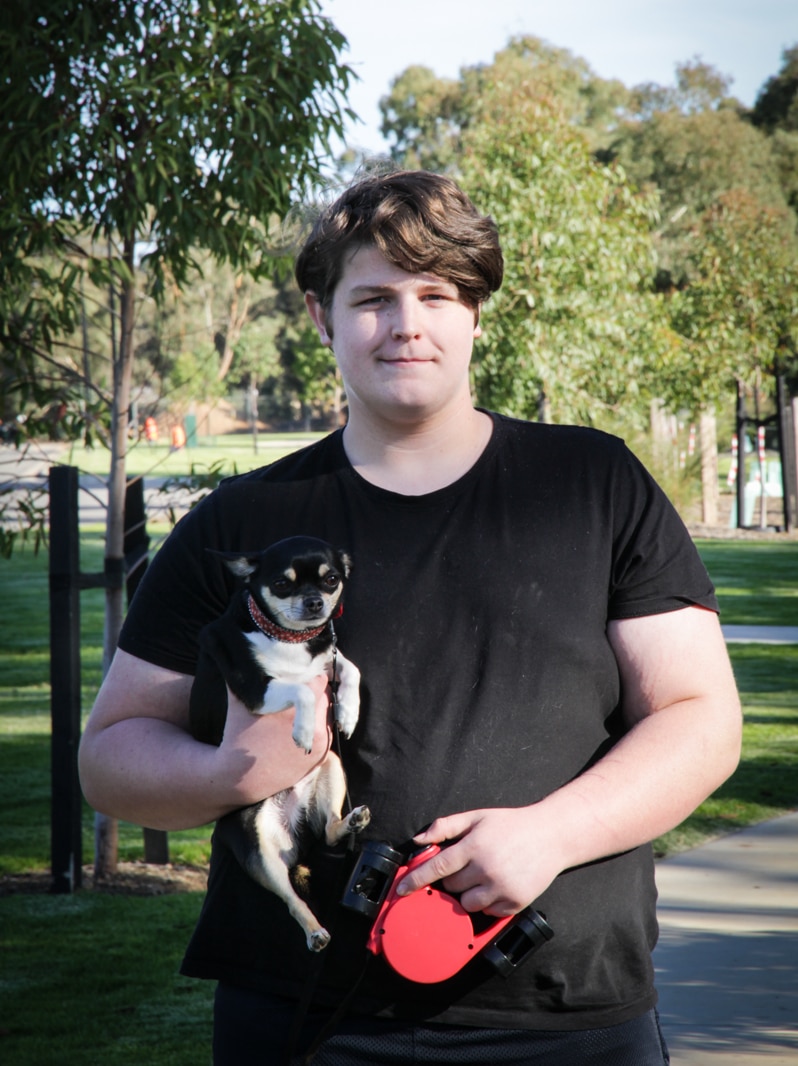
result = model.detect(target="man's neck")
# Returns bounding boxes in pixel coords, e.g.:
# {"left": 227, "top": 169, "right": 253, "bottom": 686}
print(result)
{"left": 342, "top": 405, "right": 493, "bottom": 495}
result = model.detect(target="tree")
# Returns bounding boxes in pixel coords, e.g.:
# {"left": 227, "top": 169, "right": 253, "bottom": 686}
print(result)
{"left": 0, "top": 0, "right": 352, "bottom": 873}
{"left": 594, "top": 56, "right": 798, "bottom": 523}
{"left": 381, "top": 42, "right": 662, "bottom": 426}
{"left": 380, "top": 65, "right": 464, "bottom": 171}
{"left": 456, "top": 75, "right": 662, "bottom": 425}
{"left": 380, "top": 36, "right": 633, "bottom": 170}
{"left": 660, "top": 190, "right": 798, "bottom": 521}
{"left": 751, "top": 45, "right": 798, "bottom": 132}
{"left": 750, "top": 44, "right": 798, "bottom": 213}
{"left": 613, "top": 62, "right": 791, "bottom": 283}
{"left": 277, "top": 313, "right": 342, "bottom": 429}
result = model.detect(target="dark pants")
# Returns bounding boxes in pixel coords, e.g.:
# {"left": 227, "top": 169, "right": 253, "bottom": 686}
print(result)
{"left": 213, "top": 984, "right": 671, "bottom": 1066}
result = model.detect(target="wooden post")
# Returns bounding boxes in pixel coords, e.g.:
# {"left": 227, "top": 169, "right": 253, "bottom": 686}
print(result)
{"left": 49, "top": 466, "right": 83, "bottom": 893}
{"left": 124, "top": 477, "right": 169, "bottom": 866}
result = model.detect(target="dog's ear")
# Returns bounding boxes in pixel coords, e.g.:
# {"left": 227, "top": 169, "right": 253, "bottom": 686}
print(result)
{"left": 206, "top": 548, "right": 259, "bottom": 581}
{"left": 338, "top": 551, "right": 353, "bottom": 579}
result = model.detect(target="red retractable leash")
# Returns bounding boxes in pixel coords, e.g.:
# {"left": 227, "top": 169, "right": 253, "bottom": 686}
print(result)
{"left": 293, "top": 841, "right": 554, "bottom": 1064}
{"left": 342, "top": 842, "right": 553, "bottom": 984}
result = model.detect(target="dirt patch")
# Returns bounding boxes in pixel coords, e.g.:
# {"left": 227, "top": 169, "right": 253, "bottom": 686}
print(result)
{"left": 0, "top": 862, "right": 208, "bottom": 897}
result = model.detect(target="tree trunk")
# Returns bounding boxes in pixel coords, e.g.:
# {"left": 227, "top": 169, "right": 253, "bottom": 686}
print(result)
{"left": 699, "top": 407, "right": 719, "bottom": 527}
{"left": 94, "top": 240, "right": 137, "bottom": 881}
{"left": 217, "top": 274, "right": 251, "bottom": 381}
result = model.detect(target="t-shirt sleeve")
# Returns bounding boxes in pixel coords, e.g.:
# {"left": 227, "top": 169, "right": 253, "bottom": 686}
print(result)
{"left": 607, "top": 444, "right": 718, "bottom": 620}
{"left": 118, "top": 489, "right": 233, "bottom": 675}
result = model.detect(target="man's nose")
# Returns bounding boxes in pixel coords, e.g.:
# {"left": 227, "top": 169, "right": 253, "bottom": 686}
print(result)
{"left": 390, "top": 298, "right": 422, "bottom": 339}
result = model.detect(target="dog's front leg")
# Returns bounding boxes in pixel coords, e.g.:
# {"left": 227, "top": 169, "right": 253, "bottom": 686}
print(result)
{"left": 331, "top": 652, "right": 361, "bottom": 738}
{"left": 257, "top": 680, "right": 316, "bottom": 753}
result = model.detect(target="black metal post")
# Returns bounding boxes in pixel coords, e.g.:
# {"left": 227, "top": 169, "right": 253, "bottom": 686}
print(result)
{"left": 735, "top": 382, "right": 747, "bottom": 529}
{"left": 49, "top": 466, "right": 83, "bottom": 893}
{"left": 776, "top": 374, "right": 796, "bottom": 532}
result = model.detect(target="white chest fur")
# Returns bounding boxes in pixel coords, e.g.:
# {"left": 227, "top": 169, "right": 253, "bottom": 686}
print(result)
{"left": 244, "top": 629, "right": 332, "bottom": 683}
{"left": 241, "top": 627, "right": 360, "bottom": 754}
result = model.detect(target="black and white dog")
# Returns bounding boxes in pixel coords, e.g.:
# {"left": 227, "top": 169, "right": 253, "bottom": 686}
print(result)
{"left": 189, "top": 536, "right": 369, "bottom": 951}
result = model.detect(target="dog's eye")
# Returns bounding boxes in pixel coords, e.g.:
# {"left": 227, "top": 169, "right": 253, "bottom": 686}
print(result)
{"left": 322, "top": 573, "right": 340, "bottom": 590}
{"left": 271, "top": 577, "right": 291, "bottom": 593}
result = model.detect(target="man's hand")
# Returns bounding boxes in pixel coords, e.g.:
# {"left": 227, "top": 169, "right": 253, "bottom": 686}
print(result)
{"left": 217, "top": 672, "right": 334, "bottom": 808}
{"left": 395, "top": 807, "right": 560, "bottom": 917}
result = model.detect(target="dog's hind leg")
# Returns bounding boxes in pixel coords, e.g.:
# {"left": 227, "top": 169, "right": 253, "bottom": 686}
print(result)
{"left": 217, "top": 801, "right": 332, "bottom": 952}
{"left": 246, "top": 852, "right": 332, "bottom": 953}
{"left": 309, "top": 753, "right": 371, "bottom": 846}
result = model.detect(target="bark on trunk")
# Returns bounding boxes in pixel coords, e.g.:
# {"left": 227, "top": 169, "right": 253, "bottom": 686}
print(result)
{"left": 700, "top": 408, "right": 719, "bottom": 527}
{"left": 94, "top": 240, "right": 137, "bottom": 881}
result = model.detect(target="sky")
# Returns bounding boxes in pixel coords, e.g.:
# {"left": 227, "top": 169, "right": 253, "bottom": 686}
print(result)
{"left": 320, "top": 0, "right": 797, "bottom": 154}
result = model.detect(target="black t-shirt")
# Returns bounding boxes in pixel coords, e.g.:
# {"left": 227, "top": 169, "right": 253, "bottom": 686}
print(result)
{"left": 119, "top": 413, "right": 718, "bottom": 1030}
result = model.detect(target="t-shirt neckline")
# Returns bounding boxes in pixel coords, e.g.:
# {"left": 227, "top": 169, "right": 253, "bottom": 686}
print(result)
{"left": 334, "top": 410, "right": 505, "bottom": 505}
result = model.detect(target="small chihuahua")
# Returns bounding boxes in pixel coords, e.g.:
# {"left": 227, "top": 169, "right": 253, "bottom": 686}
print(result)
{"left": 189, "top": 535, "right": 369, "bottom": 951}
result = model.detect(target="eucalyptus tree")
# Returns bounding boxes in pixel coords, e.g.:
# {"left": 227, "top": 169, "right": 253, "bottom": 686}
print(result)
{"left": 381, "top": 40, "right": 664, "bottom": 426}
{"left": 1, "top": 0, "right": 352, "bottom": 871}
{"left": 750, "top": 44, "right": 798, "bottom": 213}
{"left": 457, "top": 67, "right": 662, "bottom": 426}
{"left": 1, "top": 0, "right": 352, "bottom": 658}
{"left": 614, "top": 59, "right": 791, "bottom": 283}
{"left": 380, "top": 35, "right": 632, "bottom": 172}
{"left": 650, "top": 190, "right": 797, "bottom": 522}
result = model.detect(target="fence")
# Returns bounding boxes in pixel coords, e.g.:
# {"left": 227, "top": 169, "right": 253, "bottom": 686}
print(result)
{"left": 49, "top": 466, "right": 165, "bottom": 893}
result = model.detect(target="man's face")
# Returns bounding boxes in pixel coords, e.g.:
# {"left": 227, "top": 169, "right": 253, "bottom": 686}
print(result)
{"left": 305, "top": 245, "right": 482, "bottom": 429}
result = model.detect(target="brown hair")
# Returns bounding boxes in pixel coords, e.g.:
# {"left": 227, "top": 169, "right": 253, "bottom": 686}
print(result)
{"left": 294, "top": 170, "right": 503, "bottom": 311}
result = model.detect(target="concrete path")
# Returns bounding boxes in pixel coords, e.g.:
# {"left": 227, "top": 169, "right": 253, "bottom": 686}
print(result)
{"left": 655, "top": 812, "right": 798, "bottom": 1064}
{"left": 722, "top": 625, "right": 798, "bottom": 644}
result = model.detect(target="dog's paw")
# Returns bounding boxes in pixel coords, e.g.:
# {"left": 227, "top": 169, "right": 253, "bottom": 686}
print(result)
{"left": 292, "top": 723, "right": 315, "bottom": 754}
{"left": 334, "top": 698, "right": 360, "bottom": 739}
{"left": 308, "top": 928, "right": 331, "bottom": 952}
{"left": 346, "top": 805, "right": 371, "bottom": 834}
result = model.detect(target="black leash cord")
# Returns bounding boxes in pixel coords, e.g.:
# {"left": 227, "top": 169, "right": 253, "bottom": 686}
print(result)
{"left": 286, "top": 621, "right": 363, "bottom": 1063}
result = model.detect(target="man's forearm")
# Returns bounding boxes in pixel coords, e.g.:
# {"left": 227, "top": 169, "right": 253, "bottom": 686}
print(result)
{"left": 78, "top": 649, "right": 333, "bottom": 830}
{"left": 535, "top": 693, "right": 742, "bottom": 871}
{"left": 402, "top": 692, "right": 741, "bottom": 913}
{"left": 79, "top": 716, "right": 236, "bottom": 830}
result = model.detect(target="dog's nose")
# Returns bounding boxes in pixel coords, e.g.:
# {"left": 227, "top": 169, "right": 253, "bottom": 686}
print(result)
{"left": 304, "top": 595, "right": 324, "bottom": 615}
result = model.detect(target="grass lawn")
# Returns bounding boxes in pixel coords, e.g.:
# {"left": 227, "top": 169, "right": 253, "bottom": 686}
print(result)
{"left": 0, "top": 534, "right": 796, "bottom": 1063}
{"left": 63, "top": 431, "right": 324, "bottom": 480}
{"left": 0, "top": 892, "right": 213, "bottom": 1065}
{"left": 695, "top": 539, "right": 798, "bottom": 626}
{"left": 0, "top": 533, "right": 212, "bottom": 875}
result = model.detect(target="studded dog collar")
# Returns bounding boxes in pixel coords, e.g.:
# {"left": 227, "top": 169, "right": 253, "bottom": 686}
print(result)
{"left": 247, "top": 593, "right": 330, "bottom": 644}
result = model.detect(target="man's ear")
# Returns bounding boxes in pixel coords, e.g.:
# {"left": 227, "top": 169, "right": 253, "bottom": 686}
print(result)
{"left": 305, "top": 291, "right": 333, "bottom": 347}
{"left": 473, "top": 303, "right": 483, "bottom": 340}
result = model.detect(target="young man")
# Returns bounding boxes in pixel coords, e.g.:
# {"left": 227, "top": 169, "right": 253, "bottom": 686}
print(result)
{"left": 79, "top": 170, "right": 742, "bottom": 1065}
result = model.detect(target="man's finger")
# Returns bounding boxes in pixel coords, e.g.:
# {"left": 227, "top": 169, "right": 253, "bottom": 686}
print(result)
{"left": 395, "top": 843, "right": 464, "bottom": 896}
